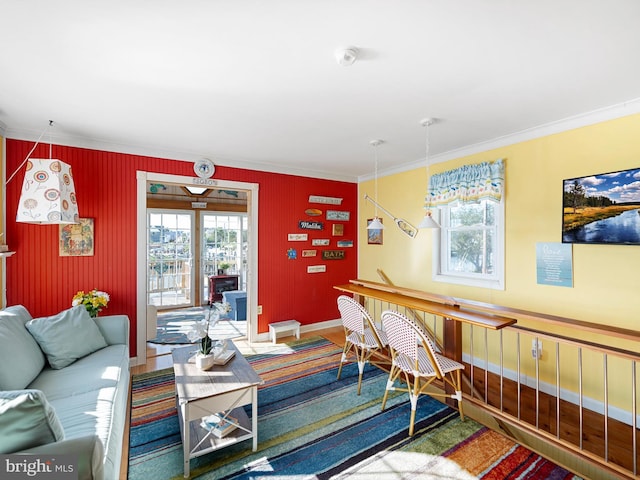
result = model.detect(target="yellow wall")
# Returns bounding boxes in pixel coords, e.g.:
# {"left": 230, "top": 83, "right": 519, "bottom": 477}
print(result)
{"left": 359, "top": 113, "right": 640, "bottom": 330}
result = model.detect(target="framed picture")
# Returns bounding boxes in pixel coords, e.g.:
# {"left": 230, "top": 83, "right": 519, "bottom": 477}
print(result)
{"left": 332, "top": 224, "right": 344, "bottom": 236}
{"left": 367, "top": 218, "right": 383, "bottom": 245}
{"left": 562, "top": 167, "right": 640, "bottom": 245}
{"left": 60, "top": 218, "right": 94, "bottom": 256}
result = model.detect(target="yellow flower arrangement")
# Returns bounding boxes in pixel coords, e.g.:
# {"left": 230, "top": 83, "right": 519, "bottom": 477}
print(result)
{"left": 72, "top": 289, "right": 110, "bottom": 318}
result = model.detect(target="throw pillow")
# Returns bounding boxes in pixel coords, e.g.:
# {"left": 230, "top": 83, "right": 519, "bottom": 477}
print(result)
{"left": 0, "top": 305, "right": 46, "bottom": 390}
{"left": 0, "top": 389, "right": 65, "bottom": 454}
{"left": 26, "top": 305, "right": 108, "bottom": 369}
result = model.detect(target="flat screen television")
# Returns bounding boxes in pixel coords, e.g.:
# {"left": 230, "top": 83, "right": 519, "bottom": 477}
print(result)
{"left": 562, "top": 167, "right": 640, "bottom": 245}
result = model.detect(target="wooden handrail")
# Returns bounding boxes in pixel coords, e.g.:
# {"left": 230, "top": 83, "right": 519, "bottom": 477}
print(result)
{"left": 346, "top": 278, "right": 640, "bottom": 343}
{"left": 335, "top": 282, "right": 516, "bottom": 330}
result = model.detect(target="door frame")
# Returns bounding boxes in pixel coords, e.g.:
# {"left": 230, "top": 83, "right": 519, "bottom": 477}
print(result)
{"left": 135, "top": 171, "right": 259, "bottom": 366}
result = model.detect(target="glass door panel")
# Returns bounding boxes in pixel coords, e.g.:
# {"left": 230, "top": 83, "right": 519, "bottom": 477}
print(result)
{"left": 201, "top": 212, "right": 248, "bottom": 303}
{"left": 147, "top": 210, "right": 194, "bottom": 308}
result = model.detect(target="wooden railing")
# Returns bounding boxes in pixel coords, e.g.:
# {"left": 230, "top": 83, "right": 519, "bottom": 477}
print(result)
{"left": 335, "top": 279, "right": 640, "bottom": 480}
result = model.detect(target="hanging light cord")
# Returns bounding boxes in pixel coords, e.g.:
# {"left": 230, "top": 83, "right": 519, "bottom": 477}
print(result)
{"left": 6, "top": 120, "right": 54, "bottom": 185}
{"left": 374, "top": 144, "right": 379, "bottom": 218}
{"left": 422, "top": 118, "right": 434, "bottom": 208}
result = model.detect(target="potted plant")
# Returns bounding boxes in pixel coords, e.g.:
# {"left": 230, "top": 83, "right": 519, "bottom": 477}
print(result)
{"left": 218, "top": 262, "right": 232, "bottom": 275}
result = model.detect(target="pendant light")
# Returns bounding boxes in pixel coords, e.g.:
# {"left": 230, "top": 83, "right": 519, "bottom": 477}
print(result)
{"left": 8, "top": 121, "right": 80, "bottom": 225}
{"left": 366, "top": 140, "right": 385, "bottom": 230}
{"left": 417, "top": 118, "right": 440, "bottom": 229}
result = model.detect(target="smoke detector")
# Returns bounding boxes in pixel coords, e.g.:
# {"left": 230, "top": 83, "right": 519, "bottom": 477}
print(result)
{"left": 335, "top": 46, "right": 358, "bottom": 66}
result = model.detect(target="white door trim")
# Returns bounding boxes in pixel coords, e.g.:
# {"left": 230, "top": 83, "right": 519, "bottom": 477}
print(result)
{"left": 135, "top": 171, "right": 259, "bottom": 366}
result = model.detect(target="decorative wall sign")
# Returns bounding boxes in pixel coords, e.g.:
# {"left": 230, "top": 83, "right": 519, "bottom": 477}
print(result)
{"left": 332, "top": 224, "right": 344, "bottom": 236}
{"left": 326, "top": 210, "right": 350, "bottom": 221}
{"left": 367, "top": 218, "right": 383, "bottom": 245}
{"left": 302, "top": 250, "right": 317, "bottom": 257}
{"left": 305, "top": 208, "right": 323, "bottom": 216}
{"left": 299, "top": 220, "right": 324, "bottom": 230}
{"left": 288, "top": 233, "right": 308, "bottom": 241}
{"left": 322, "top": 250, "right": 345, "bottom": 260}
{"left": 337, "top": 240, "right": 353, "bottom": 247}
{"left": 307, "top": 265, "right": 327, "bottom": 273}
{"left": 60, "top": 218, "right": 94, "bottom": 256}
{"left": 309, "top": 195, "right": 342, "bottom": 205}
{"left": 287, "top": 248, "right": 297, "bottom": 260}
{"left": 536, "top": 242, "right": 573, "bottom": 287}
{"left": 312, "top": 239, "right": 330, "bottom": 246}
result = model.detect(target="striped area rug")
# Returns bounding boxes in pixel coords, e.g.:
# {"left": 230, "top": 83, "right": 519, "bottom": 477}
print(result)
{"left": 128, "top": 337, "right": 581, "bottom": 480}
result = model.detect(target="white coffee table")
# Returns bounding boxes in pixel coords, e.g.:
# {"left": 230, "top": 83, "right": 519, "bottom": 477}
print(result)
{"left": 172, "top": 343, "right": 263, "bottom": 478}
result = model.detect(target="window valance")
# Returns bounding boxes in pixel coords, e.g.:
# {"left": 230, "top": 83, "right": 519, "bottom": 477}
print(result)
{"left": 427, "top": 158, "right": 504, "bottom": 207}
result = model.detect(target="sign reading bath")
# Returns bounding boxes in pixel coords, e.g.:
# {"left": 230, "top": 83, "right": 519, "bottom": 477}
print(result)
{"left": 299, "top": 221, "right": 324, "bottom": 230}
{"left": 322, "top": 250, "right": 345, "bottom": 260}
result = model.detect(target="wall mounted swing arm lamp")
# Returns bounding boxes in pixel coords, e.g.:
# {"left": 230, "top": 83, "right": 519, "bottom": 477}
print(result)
{"left": 6, "top": 120, "right": 80, "bottom": 225}
{"left": 363, "top": 194, "right": 419, "bottom": 239}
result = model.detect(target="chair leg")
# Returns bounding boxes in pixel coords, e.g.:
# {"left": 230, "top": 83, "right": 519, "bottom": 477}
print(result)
{"left": 356, "top": 346, "right": 368, "bottom": 395}
{"left": 408, "top": 376, "right": 420, "bottom": 436}
{"left": 381, "top": 363, "right": 403, "bottom": 410}
{"left": 336, "top": 341, "right": 351, "bottom": 380}
{"left": 455, "top": 370, "right": 464, "bottom": 421}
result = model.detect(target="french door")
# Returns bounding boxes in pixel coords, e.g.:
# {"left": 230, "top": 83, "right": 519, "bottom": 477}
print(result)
{"left": 147, "top": 210, "right": 195, "bottom": 308}
{"left": 200, "top": 212, "right": 248, "bottom": 302}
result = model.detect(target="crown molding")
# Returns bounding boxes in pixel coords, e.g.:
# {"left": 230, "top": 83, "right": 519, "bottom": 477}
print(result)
{"left": 359, "top": 97, "right": 640, "bottom": 182}
{"left": 1, "top": 128, "right": 359, "bottom": 183}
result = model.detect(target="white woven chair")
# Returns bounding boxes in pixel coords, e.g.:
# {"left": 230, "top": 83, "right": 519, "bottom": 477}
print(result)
{"left": 336, "top": 295, "right": 389, "bottom": 395}
{"left": 381, "top": 310, "right": 464, "bottom": 436}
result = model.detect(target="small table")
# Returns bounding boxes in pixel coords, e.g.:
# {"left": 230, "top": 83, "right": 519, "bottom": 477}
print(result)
{"left": 172, "top": 344, "right": 263, "bottom": 478}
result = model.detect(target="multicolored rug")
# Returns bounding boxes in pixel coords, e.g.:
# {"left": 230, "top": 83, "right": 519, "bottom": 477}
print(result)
{"left": 128, "top": 337, "right": 581, "bottom": 480}
{"left": 148, "top": 307, "right": 246, "bottom": 344}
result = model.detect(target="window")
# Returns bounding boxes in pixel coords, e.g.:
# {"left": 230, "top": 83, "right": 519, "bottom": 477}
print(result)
{"left": 433, "top": 199, "right": 504, "bottom": 289}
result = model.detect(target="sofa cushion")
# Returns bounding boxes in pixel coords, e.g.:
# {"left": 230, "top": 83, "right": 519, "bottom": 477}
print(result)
{"left": 0, "top": 389, "right": 65, "bottom": 454}
{"left": 0, "top": 305, "right": 45, "bottom": 390}
{"left": 26, "top": 305, "right": 108, "bottom": 369}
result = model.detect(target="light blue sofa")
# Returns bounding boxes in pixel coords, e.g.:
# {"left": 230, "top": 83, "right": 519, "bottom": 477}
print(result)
{"left": 0, "top": 305, "right": 130, "bottom": 480}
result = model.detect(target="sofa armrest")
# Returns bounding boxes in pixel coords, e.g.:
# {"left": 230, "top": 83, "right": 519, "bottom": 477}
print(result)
{"left": 21, "top": 435, "right": 104, "bottom": 480}
{"left": 94, "top": 315, "right": 129, "bottom": 347}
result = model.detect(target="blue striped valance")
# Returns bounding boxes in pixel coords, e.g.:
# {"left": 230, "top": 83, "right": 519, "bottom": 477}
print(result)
{"left": 427, "top": 158, "right": 504, "bottom": 207}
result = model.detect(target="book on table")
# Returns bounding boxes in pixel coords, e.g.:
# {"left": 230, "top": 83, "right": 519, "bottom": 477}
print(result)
{"left": 201, "top": 413, "right": 238, "bottom": 438}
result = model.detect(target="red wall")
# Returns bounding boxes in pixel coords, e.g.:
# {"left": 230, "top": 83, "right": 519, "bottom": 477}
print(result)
{"left": 4, "top": 139, "right": 358, "bottom": 356}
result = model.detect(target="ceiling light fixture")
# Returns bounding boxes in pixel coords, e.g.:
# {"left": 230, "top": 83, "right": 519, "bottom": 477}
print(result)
{"left": 417, "top": 117, "right": 440, "bottom": 229}
{"left": 366, "top": 140, "right": 385, "bottom": 230}
{"left": 7, "top": 121, "right": 80, "bottom": 225}
{"left": 335, "top": 46, "right": 358, "bottom": 66}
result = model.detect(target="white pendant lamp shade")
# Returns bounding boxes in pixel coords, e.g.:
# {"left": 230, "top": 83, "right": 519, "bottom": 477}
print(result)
{"left": 16, "top": 159, "right": 79, "bottom": 224}
{"left": 417, "top": 212, "right": 439, "bottom": 229}
{"left": 367, "top": 216, "right": 384, "bottom": 230}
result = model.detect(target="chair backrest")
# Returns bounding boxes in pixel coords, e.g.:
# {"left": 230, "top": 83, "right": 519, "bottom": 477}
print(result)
{"left": 381, "top": 310, "right": 444, "bottom": 378}
{"left": 337, "top": 295, "right": 385, "bottom": 347}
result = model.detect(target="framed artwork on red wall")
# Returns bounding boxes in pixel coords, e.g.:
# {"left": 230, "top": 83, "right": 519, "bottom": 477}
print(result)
{"left": 60, "top": 218, "right": 94, "bottom": 256}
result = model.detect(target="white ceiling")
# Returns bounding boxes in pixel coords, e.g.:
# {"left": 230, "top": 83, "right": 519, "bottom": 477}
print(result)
{"left": 2, "top": 0, "right": 640, "bottom": 182}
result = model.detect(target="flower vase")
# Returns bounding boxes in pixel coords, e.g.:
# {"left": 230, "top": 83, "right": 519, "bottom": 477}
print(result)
{"left": 195, "top": 352, "right": 216, "bottom": 370}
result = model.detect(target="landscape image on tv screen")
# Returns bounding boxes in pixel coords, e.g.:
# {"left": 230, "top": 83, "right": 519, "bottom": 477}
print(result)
{"left": 562, "top": 167, "right": 640, "bottom": 245}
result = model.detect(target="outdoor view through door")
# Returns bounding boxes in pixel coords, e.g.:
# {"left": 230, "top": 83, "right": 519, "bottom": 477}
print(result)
{"left": 147, "top": 211, "right": 194, "bottom": 308}
{"left": 146, "top": 210, "right": 248, "bottom": 309}
{"left": 201, "top": 213, "right": 248, "bottom": 303}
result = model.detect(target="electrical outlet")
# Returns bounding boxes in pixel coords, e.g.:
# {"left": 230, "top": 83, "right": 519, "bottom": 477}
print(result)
{"left": 257, "top": 305, "right": 262, "bottom": 315}
{"left": 531, "top": 339, "right": 543, "bottom": 359}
